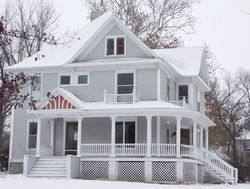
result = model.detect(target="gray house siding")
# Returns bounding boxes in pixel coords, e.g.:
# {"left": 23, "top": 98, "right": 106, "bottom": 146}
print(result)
{"left": 42, "top": 73, "right": 58, "bottom": 98}
{"left": 80, "top": 25, "right": 151, "bottom": 61}
{"left": 136, "top": 69, "right": 157, "bottom": 100}
{"left": 61, "top": 71, "right": 115, "bottom": 102}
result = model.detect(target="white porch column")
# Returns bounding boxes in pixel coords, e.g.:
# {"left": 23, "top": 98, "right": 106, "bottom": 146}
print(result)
{"left": 176, "top": 117, "right": 181, "bottom": 158}
{"left": 110, "top": 116, "right": 116, "bottom": 157}
{"left": 77, "top": 117, "right": 82, "bottom": 157}
{"left": 49, "top": 120, "right": 54, "bottom": 156}
{"left": 156, "top": 116, "right": 161, "bottom": 156}
{"left": 205, "top": 128, "right": 209, "bottom": 150}
{"left": 36, "top": 118, "right": 42, "bottom": 157}
{"left": 193, "top": 121, "right": 197, "bottom": 158}
{"left": 200, "top": 126, "right": 203, "bottom": 148}
{"left": 146, "top": 115, "right": 152, "bottom": 157}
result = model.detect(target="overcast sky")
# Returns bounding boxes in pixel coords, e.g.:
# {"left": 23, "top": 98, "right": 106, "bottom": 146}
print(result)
{"left": 1, "top": 0, "right": 250, "bottom": 73}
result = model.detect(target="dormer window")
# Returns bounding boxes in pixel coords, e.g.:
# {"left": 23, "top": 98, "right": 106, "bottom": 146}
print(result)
{"left": 106, "top": 36, "right": 125, "bottom": 56}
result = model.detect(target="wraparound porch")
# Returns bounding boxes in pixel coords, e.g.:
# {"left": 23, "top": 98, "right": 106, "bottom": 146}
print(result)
{"left": 32, "top": 115, "right": 209, "bottom": 159}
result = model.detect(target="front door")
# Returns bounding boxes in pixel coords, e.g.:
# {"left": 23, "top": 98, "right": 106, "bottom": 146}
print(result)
{"left": 65, "top": 121, "right": 78, "bottom": 155}
{"left": 181, "top": 129, "right": 190, "bottom": 145}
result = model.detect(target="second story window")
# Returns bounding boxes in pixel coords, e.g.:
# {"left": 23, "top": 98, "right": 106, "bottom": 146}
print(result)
{"left": 60, "top": 75, "right": 71, "bottom": 85}
{"left": 78, "top": 74, "right": 89, "bottom": 85}
{"left": 106, "top": 36, "right": 125, "bottom": 56}
{"left": 31, "top": 76, "right": 41, "bottom": 102}
{"left": 179, "top": 85, "right": 188, "bottom": 103}
{"left": 117, "top": 73, "right": 134, "bottom": 94}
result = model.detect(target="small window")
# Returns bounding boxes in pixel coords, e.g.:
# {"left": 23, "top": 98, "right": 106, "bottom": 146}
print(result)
{"left": 179, "top": 85, "right": 188, "bottom": 103}
{"left": 60, "top": 75, "right": 70, "bottom": 85}
{"left": 31, "top": 76, "right": 41, "bottom": 102}
{"left": 115, "top": 121, "right": 135, "bottom": 144}
{"left": 78, "top": 75, "right": 88, "bottom": 85}
{"left": 107, "top": 38, "right": 115, "bottom": 55}
{"left": 28, "top": 122, "right": 37, "bottom": 149}
{"left": 106, "top": 36, "right": 125, "bottom": 56}
{"left": 117, "top": 37, "right": 125, "bottom": 55}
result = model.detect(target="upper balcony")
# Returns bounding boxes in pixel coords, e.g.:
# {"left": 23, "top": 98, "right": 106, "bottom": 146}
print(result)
{"left": 103, "top": 91, "right": 194, "bottom": 110}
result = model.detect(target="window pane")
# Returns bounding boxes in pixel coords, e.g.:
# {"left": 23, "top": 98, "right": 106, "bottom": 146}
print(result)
{"left": 118, "top": 73, "right": 133, "bottom": 85}
{"left": 115, "top": 122, "right": 123, "bottom": 143}
{"left": 106, "top": 38, "right": 114, "bottom": 55}
{"left": 29, "top": 122, "right": 37, "bottom": 135}
{"left": 179, "top": 85, "right": 188, "bottom": 102}
{"left": 28, "top": 136, "right": 37, "bottom": 148}
{"left": 116, "top": 37, "right": 124, "bottom": 55}
{"left": 78, "top": 75, "right": 88, "bottom": 84}
{"left": 60, "top": 76, "right": 70, "bottom": 85}
{"left": 125, "top": 122, "right": 135, "bottom": 144}
{"left": 118, "top": 86, "right": 134, "bottom": 94}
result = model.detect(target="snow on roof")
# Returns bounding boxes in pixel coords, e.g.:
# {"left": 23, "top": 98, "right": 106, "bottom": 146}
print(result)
{"left": 153, "top": 47, "right": 204, "bottom": 76}
{"left": 6, "top": 13, "right": 113, "bottom": 71}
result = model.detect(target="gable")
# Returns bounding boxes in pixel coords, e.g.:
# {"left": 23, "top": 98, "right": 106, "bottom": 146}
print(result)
{"left": 42, "top": 95, "right": 77, "bottom": 110}
{"left": 199, "top": 54, "right": 209, "bottom": 84}
{"left": 74, "top": 24, "right": 154, "bottom": 62}
{"left": 37, "top": 88, "right": 83, "bottom": 111}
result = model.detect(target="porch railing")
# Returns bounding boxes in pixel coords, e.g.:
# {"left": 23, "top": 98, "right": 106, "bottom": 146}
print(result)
{"left": 104, "top": 90, "right": 140, "bottom": 104}
{"left": 151, "top": 144, "right": 176, "bottom": 156}
{"left": 115, "top": 144, "right": 146, "bottom": 156}
{"left": 81, "top": 144, "right": 111, "bottom": 156}
{"left": 180, "top": 144, "right": 194, "bottom": 157}
{"left": 198, "top": 147, "right": 238, "bottom": 184}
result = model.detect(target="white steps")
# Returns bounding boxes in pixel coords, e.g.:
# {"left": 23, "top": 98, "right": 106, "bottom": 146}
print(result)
{"left": 27, "top": 157, "right": 66, "bottom": 178}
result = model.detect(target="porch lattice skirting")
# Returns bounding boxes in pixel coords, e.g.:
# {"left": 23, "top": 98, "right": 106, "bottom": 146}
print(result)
{"left": 80, "top": 158, "right": 204, "bottom": 184}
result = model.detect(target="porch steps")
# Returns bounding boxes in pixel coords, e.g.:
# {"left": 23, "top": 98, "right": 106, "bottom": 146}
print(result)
{"left": 27, "top": 157, "right": 66, "bottom": 178}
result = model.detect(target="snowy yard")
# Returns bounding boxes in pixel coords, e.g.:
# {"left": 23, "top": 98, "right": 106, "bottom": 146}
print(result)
{"left": 0, "top": 174, "right": 249, "bottom": 189}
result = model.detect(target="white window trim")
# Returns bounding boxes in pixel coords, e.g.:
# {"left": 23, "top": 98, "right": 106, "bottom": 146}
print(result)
{"left": 115, "top": 70, "right": 136, "bottom": 94}
{"left": 176, "top": 83, "right": 190, "bottom": 103}
{"left": 59, "top": 72, "right": 90, "bottom": 87}
{"left": 105, "top": 35, "right": 126, "bottom": 57}
{"left": 26, "top": 119, "right": 39, "bottom": 150}
{"left": 116, "top": 117, "right": 138, "bottom": 144}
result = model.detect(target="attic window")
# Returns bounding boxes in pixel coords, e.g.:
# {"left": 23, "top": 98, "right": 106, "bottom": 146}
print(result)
{"left": 106, "top": 36, "right": 125, "bottom": 56}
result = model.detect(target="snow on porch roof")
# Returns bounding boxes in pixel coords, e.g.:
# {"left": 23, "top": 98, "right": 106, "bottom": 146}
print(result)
{"left": 154, "top": 47, "right": 204, "bottom": 76}
{"left": 6, "top": 12, "right": 113, "bottom": 71}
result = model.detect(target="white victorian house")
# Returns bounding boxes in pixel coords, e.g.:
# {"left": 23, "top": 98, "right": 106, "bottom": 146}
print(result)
{"left": 6, "top": 13, "right": 238, "bottom": 184}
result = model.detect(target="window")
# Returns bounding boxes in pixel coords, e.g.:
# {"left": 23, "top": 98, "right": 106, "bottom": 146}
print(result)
{"left": 106, "top": 36, "right": 125, "bottom": 56}
{"left": 31, "top": 76, "right": 41, "bottom": 102}
{"left": 179, "top": 85, "right": 188, "bottom": 103}
{"left": 116, "top": 37, "right": 125, "bottom": 55}
{"left": 117, "top": 73, "right": 134, "bottom": 94}
{"left": 107, "top": 38, "right": 115, "bottom": 55}
{"left": 60, "top": 75, "right": 70, "bottom": 85}
{"left": 28, "top": 122, "right": 37, "bottom": 149}
{"left": 78, "top": 75, "right": 88, "bottom": 85}
{"left": 115, "top": 121, "right": 135, "bottom": 144}
{"left": 60, "top": 73, "right": 89, "bottom": 86}
{"left": 181, "top": 129, "right": 190, "bottom": 145}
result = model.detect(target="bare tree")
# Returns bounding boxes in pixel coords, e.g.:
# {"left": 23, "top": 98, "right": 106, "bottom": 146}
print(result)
{"left": 86, "top": 0, "right": 198, "bottom": 48}
{"left": 0, "top": 0, "right": 59, "bottom": 155}
{"left": 206, "top": 71, "right": 250, "bottom": 168}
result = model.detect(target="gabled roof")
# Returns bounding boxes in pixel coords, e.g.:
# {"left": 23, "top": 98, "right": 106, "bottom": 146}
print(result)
{"left": 37, "top": 88, "right": 84, "bottom": 110}
{"left": 6, "top": 13, "right": 113, "bottom": 71}
{"left": 154, "top": 47, "right": 204, "bottom": 76}
{"left": 6, "top": 13, "right": 157, "bottom": 72}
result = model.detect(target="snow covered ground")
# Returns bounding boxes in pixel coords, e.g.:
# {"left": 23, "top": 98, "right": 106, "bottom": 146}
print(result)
{"left": 0, "top": 174, "right": 249, "bottom": 189}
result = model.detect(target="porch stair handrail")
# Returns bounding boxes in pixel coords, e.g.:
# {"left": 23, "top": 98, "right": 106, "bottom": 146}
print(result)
{"left": 199, "top": 148, "right": 238, "bottom": 184}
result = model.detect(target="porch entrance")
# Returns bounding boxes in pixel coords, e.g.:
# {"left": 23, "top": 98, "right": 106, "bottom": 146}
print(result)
{"left": 65, "top": 121, "right": 78, "bottom": 155}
